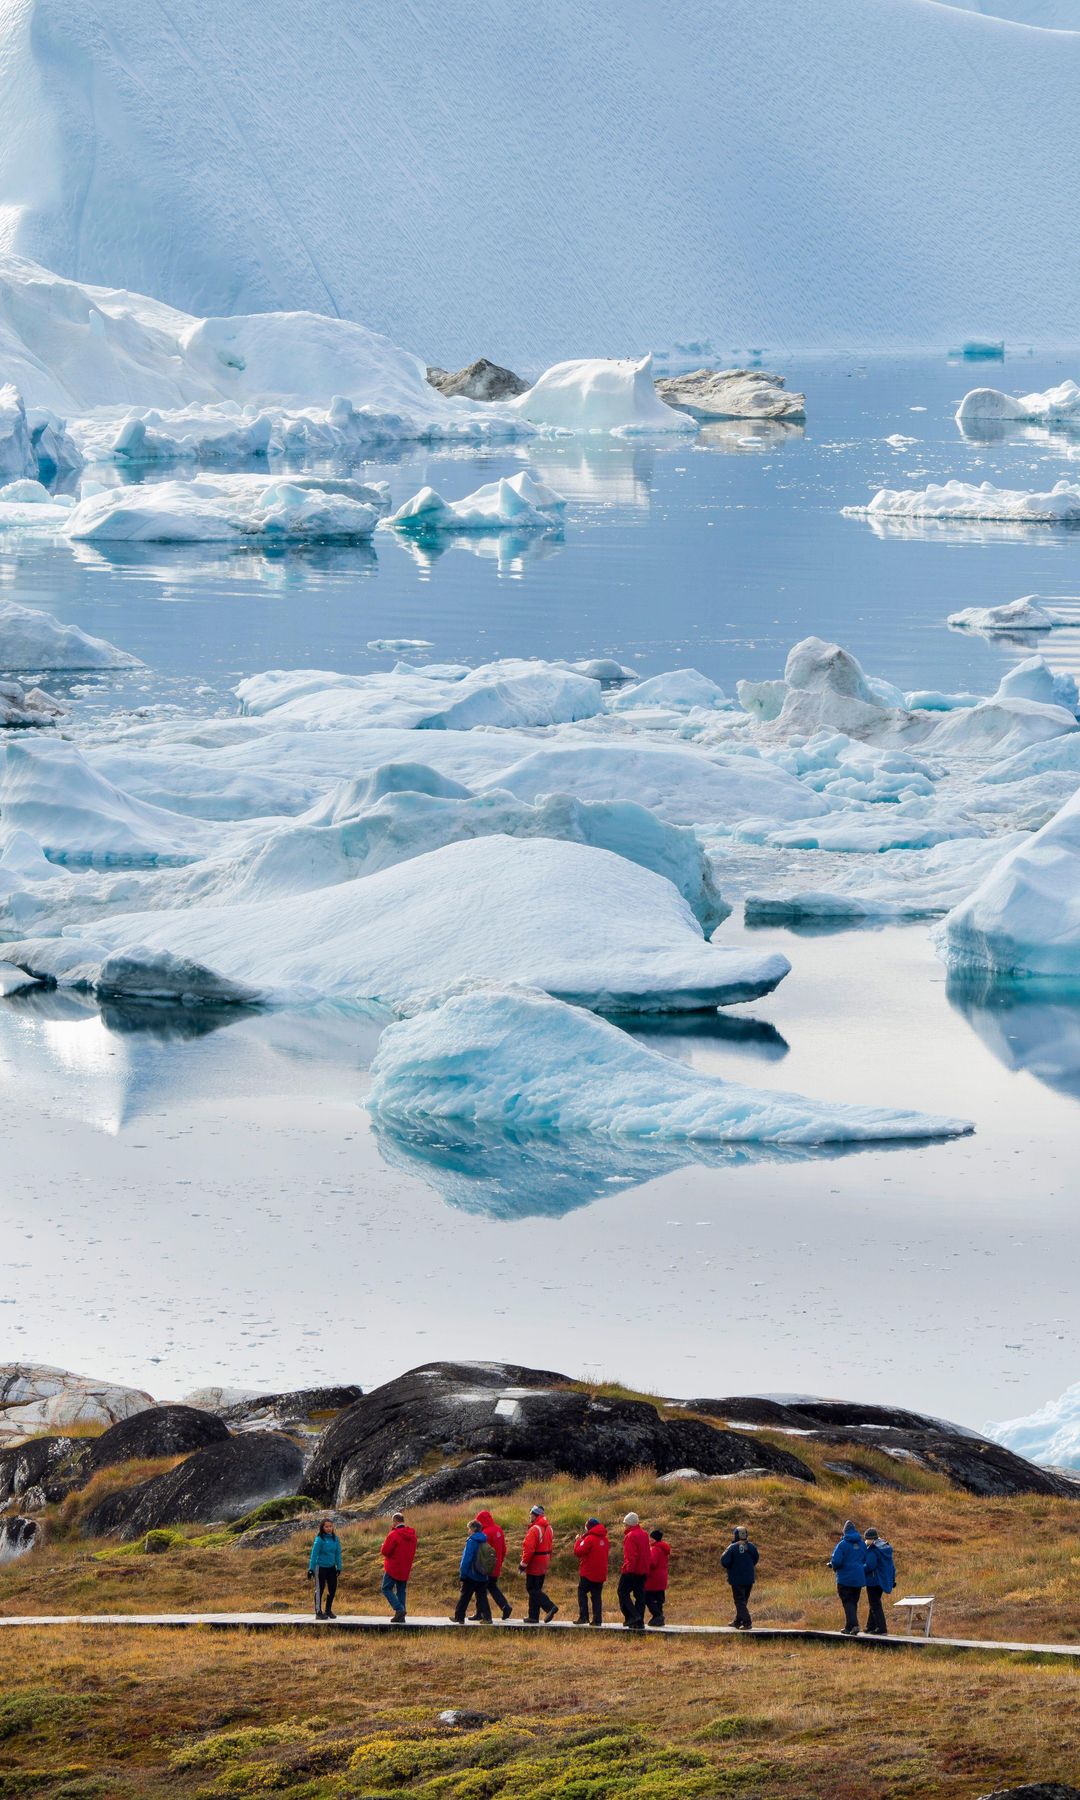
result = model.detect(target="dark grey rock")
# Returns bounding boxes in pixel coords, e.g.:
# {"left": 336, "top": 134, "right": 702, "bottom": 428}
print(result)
{"left": 305, "top": 1362, "right": 814, "bottom": 1506}
{"left": 821, "top": 1459, "right": 904, "bottom": 1490}
{"left": 0, "top": 1515, "right": 38, "bottom": 1561}
{"left": 438, "top": 1710, "right": 495, "bottom": 1728}
{"left": 83, "top": 1405, "right": 229, "bottom": 1474}
{"left": 385, "top": 1456, "right": 555, "bottom": 1510}
{"left": 977, "top": 1788, "right": 1080, "bottom": 1799}
{"left": 81, "top": 1433, "right": 306, "bottom": 1540}
{"left": 0, "top": 1434, "right": 81, "bottom": 1508}
{"left": 219, "top": 1385, "right": 362, "bottom": 1436}
{"left": 426, "top": 359, "right": 528, "bottom": 401}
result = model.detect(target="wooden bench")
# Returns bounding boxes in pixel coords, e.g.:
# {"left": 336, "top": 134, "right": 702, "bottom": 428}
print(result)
{"left": 893, "top": 1595, "right": 934, "bottom": 1637}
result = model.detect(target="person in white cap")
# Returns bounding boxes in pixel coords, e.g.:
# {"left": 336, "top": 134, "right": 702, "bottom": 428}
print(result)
{"left": 618, "top": 1512, "right": 651, "bottom": 1630}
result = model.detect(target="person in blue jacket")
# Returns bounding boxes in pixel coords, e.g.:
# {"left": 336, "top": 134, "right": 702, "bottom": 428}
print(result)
{"left": 451, "top": 1519, "right": 493, "bottom": 1624}
{"left": 308, "top": 1519, "right": 343, "bottom": 1620}
{"left": 720, "top": 1526, "right": 759, "bottom": 1630}
{"left": 829, "top": 1519, "right": 867, "bottom": 1636}
{"left": 863, "top": 1527, "right": 896, "bottom": 1635}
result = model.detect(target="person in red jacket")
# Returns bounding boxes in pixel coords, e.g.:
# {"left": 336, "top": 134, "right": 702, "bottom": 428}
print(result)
{"left": 469, "top": 1508, "right": 512, "bottom": 1620}
{"left": 380, "top": 1510, "right": 417, "bottom": 1622}
{"left": 519, "top": 1503, "right": 558, "bottom": 1623}
{"left": 618, "top": 1511, "right": 652, "bottom": 1630}
{"left": 573, "top": 1517, "right": 609, "bottom": 1626}
{"left": 644, "top": 1526, "right": 670, "bottom": 1627}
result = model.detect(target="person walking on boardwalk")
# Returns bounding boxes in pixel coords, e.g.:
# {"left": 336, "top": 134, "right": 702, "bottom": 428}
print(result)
{"left": 520, "top": 1503, "right": 558, "bottom": 1622}
{"left": 862, "top": 1527, "right": 896, "bottom": 1635}
{"left": 573, "top": 1517, "right": 609, "bottom": 1626}
{"left": 720, "top": 1525, "right": 759, "bottom": 1630}
{"left": 379, "top": 1510, "right": 416, "bottom": 1622}
{"left": 472, "top": 1508, "right": 513, "bottom": 1620}
{"left": 452, "top": 1519, "right": 494, "bottom": 1623}
{"left": 830, "top": 1519, "right": 867, "bottom": 1636}
{"left": 618, "top": 1511, "right": 652, "bottom": 1630}
{"left": 644, "top": 1526, "right": 671, "bottom": 1627}
{"left": 308, "top": 1518, "right": 342, "bottom": 1620}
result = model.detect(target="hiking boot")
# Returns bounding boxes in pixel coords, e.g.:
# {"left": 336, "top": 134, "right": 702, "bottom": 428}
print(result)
{"left": 544, "top": 1604, "right": 559, "bottom": 1623}
{"left": 391, "top": 1612, "right": 406, "bottom": 1623}
{"left": 501, "top": 1605, "right": 513, "bottom": 1620}
{"left": 574, "top": 1616, "right": 590, "bottom": 1625}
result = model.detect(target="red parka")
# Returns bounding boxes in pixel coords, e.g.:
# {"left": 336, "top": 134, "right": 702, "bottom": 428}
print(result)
{"left": 381, "top": 1523, "right": 417, "bottom": 1581}
{"left": 475, "top": 1508, "right": 507, "bottom": 1577}
{"left": 574, "top": 1523, "right": 610, "bottom": 1583}
{"left": 520, "top": 1514, "right": 553, "bottom": 1573}
{"left": 621, "top": 1524, "right": 652, "bottom": 1576}
{"left": 647, "top": 1538, "right": 671, "bottom": 1592}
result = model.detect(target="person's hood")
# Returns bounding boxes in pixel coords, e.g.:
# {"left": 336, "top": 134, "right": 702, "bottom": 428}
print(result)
{"left": 843, "top": 1525, "right": 865, "bottom": 1543}
{"left": 870, "top": 1538, "right": 892, "bottom": 1551}
{"left": 592, "top": 1524, "right": 609, "bottom": 1540}
{"left": 394, "top": 1524, "right": 417, "bottom": 1540}
{"left": 475, "top": 1510, "right": 497, "bottom": 1530}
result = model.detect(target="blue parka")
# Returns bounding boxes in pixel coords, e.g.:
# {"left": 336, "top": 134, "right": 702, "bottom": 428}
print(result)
{"left": 720, "top": 1538, "right": 759, "bottom": 1588}
{"left": 459, "top": 1526, "right": 488, "bottom": 1581}
{"left": 864, "top": 1540, "right": 896, "bottom": 1593}
{"left": 830, "top": 1525, "right": 867, "bottom": 1586}
{"left": 308, "top": 1528, "right": 342, "bottom": 1573}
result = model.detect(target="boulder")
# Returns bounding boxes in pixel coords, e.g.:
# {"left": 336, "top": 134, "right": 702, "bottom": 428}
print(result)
{"left": 0, "top": 1433, "right": 82, "bottom": 1508}
{"left": 654, "top": 368, "right": 806, "bottom": 423}
{"left": 82, "top": 1404, "right": 229, "bottom": 1473}
{"left": 305, "top": 1363, "right": 813, "bottom": 1507}
{"left": 218, "top": 1385, "right": 363, "bottom": 1436}
{"left": 81, "top": 1432, "right": 306, "bottom": 1540}
{"left": 977, "top": 1789, "right": 1080, "bottom": 1799}
{"left": 0, "top": 1515, "right": 38, "bottom": 1561}
{"left": 0, "top": 1363, "right": 153, "bottom": 1444}
{"left": 426, "top": 359, "right": 529, "bottom": 401}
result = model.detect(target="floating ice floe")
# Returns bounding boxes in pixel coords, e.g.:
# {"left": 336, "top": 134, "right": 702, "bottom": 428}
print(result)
{"left": 0, "top": 836, "right": 790, "bottom": 1011}
{"left": 367, "top": 638, "right": 434, "bottom": 654}
{"left": 507, "top": 356, "right": 696, "bottom": 436}
{"left": 940, "top": 784, "right": 1080, "bottom": 979}
{"left": 0, "top": 680, "right": 66, "bottom": 729}
{"left": 0, "top": 478, "right": 75, "bottom": 528}
{"left": 64, "top": 472, "right": 392, "bottom": 544}
{"left": 956, "top": 381, "right": 1080, "bottom": 430}
{"left": 745, "top": 835, "right": 1027, "bottom": 924}
{"left": 367, "top": 988, "right": 971, "bottom": 1145}
{"left": 990, "top": 1383, "right": 1080, "bottom": 1471}
{"left": 948, "top": 596, "right": 1072, "bottom": 634}
{"left": 652, "top": 368, "right": 806, "bottom": 424}
{"left": 235, "top": 658, "right": 603, "bottom": 732}
{"left": 845, "top": 479, "right": 1080, "bottom": 525}
{"left": 385, "top": 469, "right": 565, "bottom": 535}
{"left": 0, "top": 598, "right": 140, "bottom": 671}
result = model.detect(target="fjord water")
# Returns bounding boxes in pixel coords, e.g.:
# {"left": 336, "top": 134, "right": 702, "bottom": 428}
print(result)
{"left": 4, "top": 352, "right": 1080, "bottom": 1425}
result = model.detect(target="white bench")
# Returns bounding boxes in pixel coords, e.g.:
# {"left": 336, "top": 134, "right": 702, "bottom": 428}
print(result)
{"left": 893, "top": 1595, "right": 934, "bottom": 1637}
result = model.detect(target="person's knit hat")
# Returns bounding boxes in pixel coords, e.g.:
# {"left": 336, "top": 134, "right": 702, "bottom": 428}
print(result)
{"left": 623, "top": 1512, "right": 640, "bottom": 1526}
{"left": 650, "top": 1527, "right": 664, "bottom": 1542}
{"left": 586, "top": 1517, "right": 600, "bottom": 1528}
{"left": 530, "top": 1504, "right": 545, "bottom": 1516}
{"left": 843, "top": 1519, "right": 858, "bottom": 1533}
{"left": 864, "top": 1528, "right": 880, "bottom": 1541}
{"left": 392, "top": 1511, "right": 404, "bottom": 1523}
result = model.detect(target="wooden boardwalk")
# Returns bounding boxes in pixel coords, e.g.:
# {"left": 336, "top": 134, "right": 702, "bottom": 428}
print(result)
{"left": 1, "top": 1612, "right": 1077, "bottom": 1659}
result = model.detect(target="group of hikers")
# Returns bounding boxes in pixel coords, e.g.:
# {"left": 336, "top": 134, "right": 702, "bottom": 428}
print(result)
{"left": 308, "top": 1508, "right": 896, "bottom": 1636}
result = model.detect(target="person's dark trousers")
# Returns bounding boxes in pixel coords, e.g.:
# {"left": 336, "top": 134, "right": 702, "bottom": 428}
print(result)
{"left": 381, "top": 1572, "right": 407, "bottom": 1617}
{"left": 643, "top": 1589, "right": 666, "bottom": 1625}
{"left": 577, "top": 1578, "right": 604, "bottom": 1625}
{"left": 838, "top": 1584, "right": 862, "bottom": 1632}
{"left": 526, "top": 1571, "right": 554, "bottom": 1621}
{"left": 455, "top": 1578, "right": 492, "bottom": 1623}
{"left": 729, "top": 1584, "right": 753, "bottom": 1629}
{"left": 617, "top": 1572, "right": 646, "bottom": 1628}
{"left": 865, "top": 1586, "right": 888, "bottom": 1634}
{"left": 315, "top": 1568, "right": 338, "bottom": 1617}
{"left": 472, "top": 1577, "right": 510, "bottom": 1618}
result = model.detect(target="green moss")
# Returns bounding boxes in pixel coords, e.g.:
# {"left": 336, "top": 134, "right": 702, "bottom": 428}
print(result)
{"left": 0, "top": 1689, "right": 86, "bottom": 1742}
{"left": 227, "top": 1496, "right": 321, "bottom": 1535}
{"left": 170, "top": 1719, "right": 325, "bottom": 1771}
{"left": 699, "top": 1715, "right": 771, "bottom": 1742}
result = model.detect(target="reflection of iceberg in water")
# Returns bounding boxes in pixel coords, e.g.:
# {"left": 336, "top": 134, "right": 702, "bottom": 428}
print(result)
{"left": 68, "top": 538, "right": 380, "bottom": 580}
{"left": 697, "top": 420, "right": 805, "bottom": 454}
{"left": 388, "top": 528, "right": 563, "bottom": 577}
{"left": 525, "top": 442, "right": 656, "bottom": 508}
{"left": 948, "top": 974, "right": 1080, "bottom": 1101}
{"left": 371, "top": 1116, "right": 921, "bottom": 1221}
{"left": 627, "top": 1010, "right": 790, "bottom": 1066}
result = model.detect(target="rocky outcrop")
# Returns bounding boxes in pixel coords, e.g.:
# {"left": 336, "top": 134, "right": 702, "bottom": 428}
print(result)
{"left": 0, "top": 1364, "right": 152, "bottom": 1445}
{"left": 426, "top": 359, "right": 529, "bottom": 401}
{"left": 0, "top": 1515, "right": 39, "bottom": 1561}
{"left": 305, "top": 1362, "right": 814, "bottom": 1507}
{"left": 81, "top": 1433, "right": 306, "bottom": 1540}
{"left": 0, "top": 1433, "right": 79, "bottom": 1509}
{"left": 688, "top": 1397, "right": 1079, "bottom": 1500}
{"left": 218, "top": 1385, "right": 363, "bottom": 1436}
{"left": 977, "top": 1788, "right": 1080, "bottom": 1799}
{"left": 654, "top": 368, "right": 806, "bottom": 423}
{"left": 82, "top": 1405, "right": 229, "bottom": 1473}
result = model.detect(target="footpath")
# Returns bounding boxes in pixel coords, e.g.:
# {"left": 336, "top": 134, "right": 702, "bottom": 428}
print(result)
{"left": 0, "top": 1613, "right": 1077, "bottom": 1659}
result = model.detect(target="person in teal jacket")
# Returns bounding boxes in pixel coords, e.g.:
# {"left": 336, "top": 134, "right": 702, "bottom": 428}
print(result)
{"left": 863, "top": 1528, "right": 896, "bottom": 1635}
{"left": 308, "top": 1519, "right": 343, "bottom": 1620}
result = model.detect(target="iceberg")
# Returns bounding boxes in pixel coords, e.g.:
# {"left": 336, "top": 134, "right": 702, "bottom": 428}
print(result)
{"left": 235, "top": 659, "right": 602, "bottom": 733}
{"left": 0, "top": 739, "right": 217, "bottom": 866}
{"left": 0, "top": 383, "right": 33, "bottom": 480}
{"left": 0, "top": 599, "right": 140, "bottom": 671}
{"left": 941, "top": 785, "right": 1080, "bottom": 979}
{"left": 956, "top": 382, "right": 1080, "bottom": 430}
{"left": 745, "top": 835, "right": 1027, "bottom": 924}
{"left": 367, "top": 987, "right": 972, "bottom": 1144}
{"left": 607, "top": 668, "right": 730, "bottom": 714}
{"left": 846, "top": 479, "right": 1080, "bottom": 525}
{"left": 990, "top": 1383, "right": 1080, "bottom": 1471}
{"left": 64, "top": 473, "right": 391, "bottom": 544}
{"left": 507, "top": 357, "right": 696, "bottom": 436}
{"left": 482, "top": 740, "right": 828, "bottom": 826}
{"left": 385, "top": 469, "right": 565, "bottom": 535}
{"left": 653, "top": 368, "right": 806, "bottom": 423}
{"left": 0, "top": 679, "right": 65, "bottom": 728}
{"left": 948, "top": 596, "right": 1072, "bottom": 634}
{"left": 0, "top": 835, "right": 789, "bottom": 1011}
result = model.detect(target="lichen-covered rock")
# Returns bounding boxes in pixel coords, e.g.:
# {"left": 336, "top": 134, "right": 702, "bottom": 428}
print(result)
{"left": 426, "top": 359, "right": 528, "bottom": 401}
{"left": 218, "top": 1385, "right": 363, "bottom": 1435}
{"left": 0, "top": 1515, "right": 38, "bottom": 1561}
{"left": 0, "top": 1364, "right": 152, "bottom": 1445}
{"left": 82, "top": 1404, "right": 229, "bottom": 1474}
{"left": 81, "top": 1433, "right": 306, "bottom": 1539}
{"left": 654, "top": 368, "right": 806, "bottom": 423}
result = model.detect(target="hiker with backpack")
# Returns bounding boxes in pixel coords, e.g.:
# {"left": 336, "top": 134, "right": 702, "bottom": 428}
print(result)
{"left": 451, "top": 1519, "right": 494, "bottom": 1623}
{"left": 520, "top": 1503, "right": 558, "bottom": 1623}
{"left": 862, "top": 1527, "right": 896, "bottom": 1634}
{"left": 470, "top": 1509, "right": 513, "bottom": 1620}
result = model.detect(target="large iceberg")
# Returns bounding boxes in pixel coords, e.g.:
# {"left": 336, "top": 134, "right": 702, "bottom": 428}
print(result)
{"left": 65, "top": 473, "right": 391, "bottom": 544}
{"left": 0, "top": 599, "right": 139, "bottom": 671}
{"left": 941, "top": 785, "right": 1080, "bottom": 979}
{"left": 956, "top": 382, "right": 1080, "bottom": 430}
{"left": 367, "top": 988, "right": 972, "bottom": 1144}
{"left": 507, "top": 358, "right": 696, "bottom": 436}
{"left": 846, "top": 480, "right": 1080, "bottom": 525}
{"left": 385, "top": 470, "right": 565, "bottom": 536}
{"left": 1, "top": 836, "right": 789, "bottom": 1010}
{"left": 990, "top": 1383, "right": 1080, "bottom": 1471}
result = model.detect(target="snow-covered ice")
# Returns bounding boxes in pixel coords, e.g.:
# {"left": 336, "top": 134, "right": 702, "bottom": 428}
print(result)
{"left": 846, "top": 479, "right": 1080, "bottom": 525}
{"left": 367, "top": 987, "right": 972, "bottom": 1144}
{"left": 64, "top": 473, "right": 391, "bottom": 543}
{"left": 0, "top": 599, "right": 139, "bottom": 671}
{"left": 235, "top": 659, "right": 603, "bottom": 733}
{"left": 482, "top": 741, "right": 829, "bottom": 826}
{"left": 0, "top": 739, "right": 218, "bottom": 866}
{"left": 941, "top": 785, "right": 1080, "bottom": 979}
{"left": 991, "top": 1383, "right": 1080, "bottom": 1471}
{"left": 385, "top": 470, "right": 565, "bottom": 535}
{"left": 948, "top": 596, "right": 1072, "bottom": 634}
{"left": 607, "top": 668, "right": 730, "bottom": 714}
{"left": 0, "top": 679, "right": 65, "bottom": 729}
{"left": 956, "top": 381, "right": 1080, "bottom": 431}
{"left": 508, "top": 358, "right": 696, "bottom": 436}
